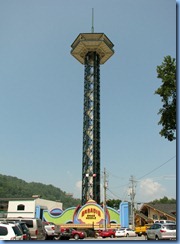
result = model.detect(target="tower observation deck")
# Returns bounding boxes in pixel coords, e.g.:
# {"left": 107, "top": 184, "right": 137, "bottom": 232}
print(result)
{"left": 71, "top": 33, "right": 114, "bottom": 205}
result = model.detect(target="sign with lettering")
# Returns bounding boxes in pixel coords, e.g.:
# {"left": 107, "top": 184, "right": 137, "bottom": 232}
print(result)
{"left": 77, "top": 200, "right": 104, "bottom": 224}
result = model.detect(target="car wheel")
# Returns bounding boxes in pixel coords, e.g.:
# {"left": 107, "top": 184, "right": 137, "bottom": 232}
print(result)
{"left": 146, "top": 235, "right": 149, "bottom": 240}
{"left": 74, "top": 234, "right": 80, "bottom": 240}
{"left": 54, "top": 235, "right": 61, "bottom": 240}
{"left": 155, "top": 235, "right": 159, "bottom": 240}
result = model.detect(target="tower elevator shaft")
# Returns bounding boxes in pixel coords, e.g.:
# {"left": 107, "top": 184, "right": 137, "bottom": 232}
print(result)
{"left": 82, "top": 52, "right": 100, "bottom": 205}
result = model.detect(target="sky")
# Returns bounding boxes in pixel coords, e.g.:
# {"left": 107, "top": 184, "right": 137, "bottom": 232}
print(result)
{"left": 0, "top": 0, "right": 176, "bottom": 205}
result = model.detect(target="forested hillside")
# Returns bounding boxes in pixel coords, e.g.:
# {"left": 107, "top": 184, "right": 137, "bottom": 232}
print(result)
{"left": 0, "top": 174, "right": 81, "bottom": 209}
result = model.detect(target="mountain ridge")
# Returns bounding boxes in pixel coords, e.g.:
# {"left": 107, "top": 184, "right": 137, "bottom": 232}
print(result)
{"left": 0, "top": 174, "right": 81, "bottom": 209}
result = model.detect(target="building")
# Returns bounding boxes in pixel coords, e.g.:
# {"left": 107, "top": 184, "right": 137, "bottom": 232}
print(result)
{"left": 0, "top": 197, "right": 62, "bottom": 219}
{"left": 135, "top": 203, "right": 176, "bottom": 226}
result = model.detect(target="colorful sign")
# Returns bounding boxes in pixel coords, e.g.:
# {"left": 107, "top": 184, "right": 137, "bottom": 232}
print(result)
{"left": 77, "top": 200, "right": 104, "bottom": 224}
{"left": 43, "top": 200, "right": 120, "bottom": 227}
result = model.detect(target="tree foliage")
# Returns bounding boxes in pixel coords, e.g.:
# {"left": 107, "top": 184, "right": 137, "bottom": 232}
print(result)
{"left": 155, "top": 55, "right": 176, "bottom": 141}
{"left": 0, "top": 174, "right": 176, "bottom": 209}
{"left": 106, "top": 199, "right": 122, "bottom": 209}
{"left": 0, "top": 174, "right": 81, "bottom": 209}
{"left": 150, "top": 196, "right": 176, "bottom": 204}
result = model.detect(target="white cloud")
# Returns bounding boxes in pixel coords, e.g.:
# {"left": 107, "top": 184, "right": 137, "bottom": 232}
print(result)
{"left": 73, "top": 180, "right": 82, "bottom": 198}
{"left": 137, "top": 178, "right": 166, "bottom": 202}
{"left": 75, "top": 180, "right": 82, "bottom": 190}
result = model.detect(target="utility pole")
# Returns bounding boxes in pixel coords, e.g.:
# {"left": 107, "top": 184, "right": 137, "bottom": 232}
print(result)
{"left": 129, "top": 175, "right": 136, "bottom": 229}
{"left": 103, "top": 168, "right": 108, "bottom": 230}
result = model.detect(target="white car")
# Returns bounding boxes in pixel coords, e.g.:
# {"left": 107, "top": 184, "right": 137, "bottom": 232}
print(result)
{"left": 146, "top": 223, "right": 176, "bottom": 240}
{"left": 115, "top": 228, "right": 137, "bottom": 237}
{"left": 115, "top": 229, "right": 125, "bottom": 237}
{"left": 0, "top": 223, "right": 23, "bottom": 240}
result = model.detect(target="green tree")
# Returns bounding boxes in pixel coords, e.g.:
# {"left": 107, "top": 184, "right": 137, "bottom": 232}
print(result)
{"left": 0, "top": 174, "right": 81, "bottom": 209}
{"left": 150, "top": 196, "right": 176, "bottom": 204}
{"left": 106, "top": 199, "right": 122, "bottom": 209}
{"left": 155, "top": 56, "right": 176, "bottom": 141}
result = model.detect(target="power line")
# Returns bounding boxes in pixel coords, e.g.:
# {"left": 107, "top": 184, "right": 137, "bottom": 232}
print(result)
{"left": 107, "top": 186, "right": 130, "bottom": 201}
{"left": 107, "top": 155, "right": 176, "bottom": 189}
{"left": 137, "top": 155, "right": 176, "bottom": 180}
{"left": 107, "top": 188, "right": 121, "bottom": 199}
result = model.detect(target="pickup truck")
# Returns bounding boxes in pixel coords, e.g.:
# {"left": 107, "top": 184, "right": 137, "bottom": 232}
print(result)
{"left": 42, "top": 222, "right": 60, "bottom": 240}
{"left": 135, "top": 225, "right": 151, "bottom": 236}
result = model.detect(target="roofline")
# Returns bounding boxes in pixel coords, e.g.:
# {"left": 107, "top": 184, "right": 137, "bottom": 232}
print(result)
{"left": 141, "top": 203, "right": 176, "bottom": 220}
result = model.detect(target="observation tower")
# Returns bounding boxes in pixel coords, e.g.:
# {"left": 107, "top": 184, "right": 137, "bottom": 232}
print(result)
{"left": 71, "top": 21, "right": 114, "bottom": 205}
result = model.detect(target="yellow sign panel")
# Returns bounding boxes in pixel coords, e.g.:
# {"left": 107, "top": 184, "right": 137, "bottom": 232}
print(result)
{"left": 77, "top": 200, "right": 104, "bottom": 224}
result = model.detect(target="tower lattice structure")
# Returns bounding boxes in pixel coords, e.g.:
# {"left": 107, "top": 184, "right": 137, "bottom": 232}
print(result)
{"left": 71, "top": 33, "right": 114, "bottom": 205}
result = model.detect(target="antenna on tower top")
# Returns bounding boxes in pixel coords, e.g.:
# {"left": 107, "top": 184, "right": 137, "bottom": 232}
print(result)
{"left": 91, "top": 8, "right": 94, "bottom": 33}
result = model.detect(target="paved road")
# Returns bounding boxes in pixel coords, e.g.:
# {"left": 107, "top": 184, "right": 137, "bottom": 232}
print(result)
{"left": 71, "top": 236, "right": 146, "bottom": 241}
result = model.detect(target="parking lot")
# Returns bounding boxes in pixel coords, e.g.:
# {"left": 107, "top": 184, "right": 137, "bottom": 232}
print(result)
{"left": 78, "top": 236, "right": 146, "bottom": 241}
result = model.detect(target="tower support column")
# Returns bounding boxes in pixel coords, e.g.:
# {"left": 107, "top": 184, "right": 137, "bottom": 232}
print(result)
{"left": 82, "top": 52, "right": 100, "bottom": 205}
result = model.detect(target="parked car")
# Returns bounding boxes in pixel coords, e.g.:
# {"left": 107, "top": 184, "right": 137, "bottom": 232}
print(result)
{"left": 6, "top": 218, "right": 45, "bottom": 240}
{"left": 70, "top": 228, "right": 86, "bottom": 240}
{"left": 115, "top": 227, "right": 137, "bottom": 237}
{"left": 19, "top": 222, "right": 31, "bottom": 240}
{"left": 135, "top": 225, "right": 151, "bottom": 236}
{"left": 154, "top": 220, "right": 176, "bottom": 224}
{"left": 54, "top": 227, "right": 71, "bottom": 240}
{"left": 115, "top": 228, "right": 125, "bottom": 237}
{"left": 98, "top": 229, "right": 115, "bottom": 238}
{"left": 0, "top": 223, "right": 23, "bottom": 240}
{"left": 146, "top": 223, "right": 176, "bottom": 240}
{"left": 22, "top": 218, "right": 46, "bottom": 240}
{"left": 5, "top": 220, "right": 31, "bottom": 240}
{"left": 43, "top": 221, "right": 60, "bottom": 240}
